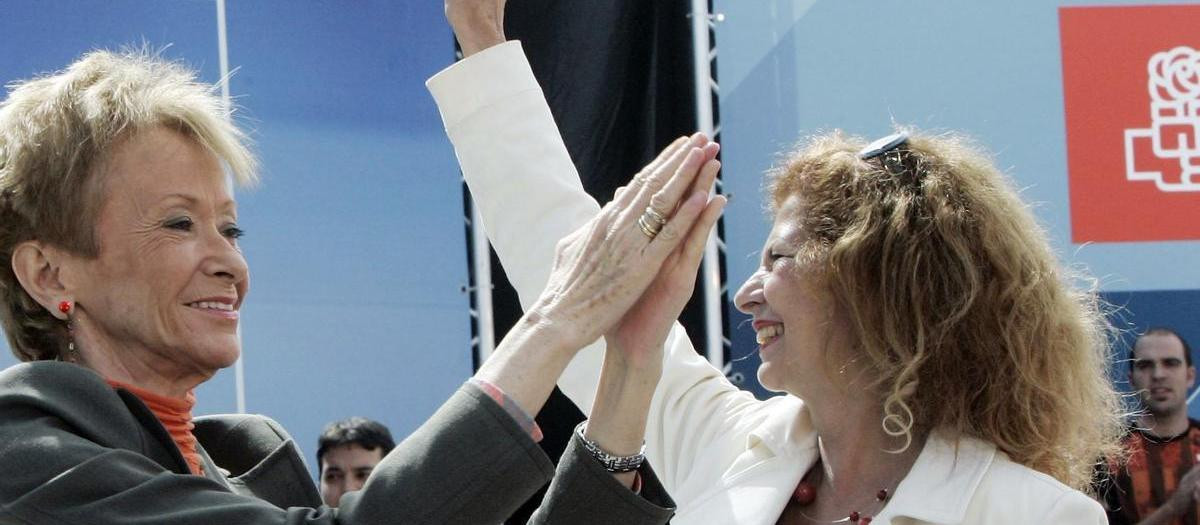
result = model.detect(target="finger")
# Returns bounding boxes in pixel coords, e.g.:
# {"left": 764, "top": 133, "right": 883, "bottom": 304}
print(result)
{"left": 673, "top": 160, "right": 723, "bottom": 255}
{"left": 633, "top": 134, "right": 707, "bottom": 210}
{"left": 675, "top": 194, "right": 727, "bottom": 272}
{"left": 645, "top": 190, "right": 708, "bottom": 258}
{"left": 613, "top": 185, "right": 626, "bottom": 201}
{"left": 613, "top": 136, "right": 690, "bottom": 210}
{"left": 644, "top": 136, "right": 692, "bottom": 178}
{"left": 644, "top": 146, "right": 707, "bottom": 224}
{"left": 687, "top": 155, "right": 721, "bottom": 202}
{"left": 701, "top": 141, "right": 720, "bottom": 163}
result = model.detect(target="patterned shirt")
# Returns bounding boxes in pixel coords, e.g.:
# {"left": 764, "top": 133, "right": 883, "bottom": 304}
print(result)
{"left": 1104, "top": 419, "right": 1200, "bottom": 525}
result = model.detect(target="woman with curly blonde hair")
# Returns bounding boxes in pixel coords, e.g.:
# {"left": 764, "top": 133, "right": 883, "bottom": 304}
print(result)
{"left": 749, "top": 132, "right": 1126, "bottom": 515}
{"left": 763, "top": 131, "right": 1125, "bottom": 488}
{"left": 435, "top": 5, "right": 1125, "bottom": 521}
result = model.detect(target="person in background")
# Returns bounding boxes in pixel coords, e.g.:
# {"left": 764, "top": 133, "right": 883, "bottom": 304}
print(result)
{"left": 317, "top": 417, "right": 396, "bottom": 507}
{"left": 1103, "top": 327, "right": 1200, "bottom": 525}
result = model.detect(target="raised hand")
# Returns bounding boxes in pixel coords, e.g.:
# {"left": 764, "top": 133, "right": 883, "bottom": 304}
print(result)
{"left": 572, "top": 135, "right": 724, "bottom": 489}
{"left": 529, "top": 133, "right": 726, "bottom": 354}
{"left": 474, "top": 134, "right": 725, "bottom": 421}
{"left": 445, "top": 0, "right": 507, "bottom": 57}
{"left": 604, "top": 135, "right": 723, "bottom": 370}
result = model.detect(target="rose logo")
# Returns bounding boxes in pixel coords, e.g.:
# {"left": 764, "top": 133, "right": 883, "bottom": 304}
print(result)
{"left": 1125, "top": 46, "right": 1200, "bottom": 192}
{"left": 1150, "top": 46, "right": 1200, "bottom": 103}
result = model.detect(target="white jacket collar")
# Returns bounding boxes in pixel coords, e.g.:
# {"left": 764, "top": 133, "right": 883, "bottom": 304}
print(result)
{"left": 745, "top": 395, "right": 817, "bottom": 459}
{"left": 881, "top": 431, "right": 997, "bottom": 523}
{"left": 747, "top": 399, "right": 997, "bottom": 524}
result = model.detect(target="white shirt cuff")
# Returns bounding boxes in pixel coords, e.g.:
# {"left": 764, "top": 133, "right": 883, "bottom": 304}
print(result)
{"left": 425, "top": 41, "right": 541, "bottom": 130}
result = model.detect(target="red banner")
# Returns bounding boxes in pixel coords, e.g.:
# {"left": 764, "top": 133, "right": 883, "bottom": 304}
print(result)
{"left": 1060, "top": 5, "right": 1200, "bottom": 242}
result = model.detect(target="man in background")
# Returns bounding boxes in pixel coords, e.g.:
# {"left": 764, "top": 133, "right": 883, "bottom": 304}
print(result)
{"left": 317, "top": 417, "right": 396, "bottom": 507}
{"left": 1105, "top": 327, "right": 1200, "bottom": 524}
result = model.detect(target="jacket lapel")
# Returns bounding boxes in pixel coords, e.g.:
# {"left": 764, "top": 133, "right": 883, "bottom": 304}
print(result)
{"left": 114, "top": 388, "right": 194, "bottom": 475}
{"left": 674, "top": 397, "right": 818, "bottom": 525}
{"left": 876, "top": 432, "right": 996, "bottom": 524}
{"left": 223, "top": 438, "right": 322, "bottom": 509}
{"left": 194, "top": 414, "right": 323, "bottom": 509}
{"left": 196, "top": 445, "right": 235, "bottom": 490}
{"left": 669, "top": 399, "right": 997, "bottom": 525}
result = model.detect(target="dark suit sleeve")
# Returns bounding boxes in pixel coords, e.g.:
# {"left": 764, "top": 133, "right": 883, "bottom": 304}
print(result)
{"left": 528, "top": 432, "right": 676, "bottom": 525}
{"left": 339, "top": 383, "right": 556, "bottom": 523}
{"left": 0, "top": 364, "right": 556, "bottom": 525}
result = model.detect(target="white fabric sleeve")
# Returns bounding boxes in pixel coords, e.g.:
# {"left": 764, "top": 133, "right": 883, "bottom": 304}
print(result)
{"left": 426, "top": 41, "right": 769, "bottom": 492}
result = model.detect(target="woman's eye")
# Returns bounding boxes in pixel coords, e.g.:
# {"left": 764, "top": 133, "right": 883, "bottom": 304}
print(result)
{"left": 164, "top": 217, "right": 193, "bottom": 231}
{"left": 222, "top": 225, "right": 245, "bottom": 239}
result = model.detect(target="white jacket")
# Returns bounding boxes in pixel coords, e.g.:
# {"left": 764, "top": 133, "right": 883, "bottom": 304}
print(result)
{"left": 426, "top": 41, "right": 1105, "bottom": 525}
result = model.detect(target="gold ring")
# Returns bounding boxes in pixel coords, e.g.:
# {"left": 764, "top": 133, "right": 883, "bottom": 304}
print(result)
{"left": 637, "top": 214, "right": 661, "bottom": 239}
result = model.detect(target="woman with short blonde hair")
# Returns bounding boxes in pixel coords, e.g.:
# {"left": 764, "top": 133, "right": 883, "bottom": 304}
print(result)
{"left": 0, "top": 49, "right": 255, "bottom": 362}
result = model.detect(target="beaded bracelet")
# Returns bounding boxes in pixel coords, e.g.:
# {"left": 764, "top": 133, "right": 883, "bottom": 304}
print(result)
{"left": 574, "top": 421, "right": 646, "bottom": 473}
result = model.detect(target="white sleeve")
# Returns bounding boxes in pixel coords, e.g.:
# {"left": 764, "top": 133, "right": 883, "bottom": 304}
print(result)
{"left": 426, "top": 41, "right": 768, "bottom": 492}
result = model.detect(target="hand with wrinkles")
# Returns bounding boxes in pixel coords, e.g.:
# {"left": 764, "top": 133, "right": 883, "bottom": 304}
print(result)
{"left": 604, "top": 135, "right": 723, "bottom": 373}
{"left": 472, "top": 131, "right": 725, "bottom": 432}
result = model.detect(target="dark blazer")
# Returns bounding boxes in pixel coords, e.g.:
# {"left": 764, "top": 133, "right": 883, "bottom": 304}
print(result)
{"left": 0, "top": 361, "right": 674, "bottom": 524}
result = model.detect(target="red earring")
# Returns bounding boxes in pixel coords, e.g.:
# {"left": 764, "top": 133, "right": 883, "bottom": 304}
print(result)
{"left": 58, "top": 301, "right": 71, "bottom": 315}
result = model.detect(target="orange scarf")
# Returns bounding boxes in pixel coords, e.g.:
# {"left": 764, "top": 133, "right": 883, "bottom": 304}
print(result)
{"left": 106, "top": 380, "right": 205, "bottom": 476}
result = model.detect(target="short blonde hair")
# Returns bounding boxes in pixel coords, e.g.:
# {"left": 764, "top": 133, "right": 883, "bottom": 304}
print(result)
{"left": 0, "top": 48, "right": 257, "bottom": 361}
{"left": 769, "top": 130, "right": 1124, "bottom": 491}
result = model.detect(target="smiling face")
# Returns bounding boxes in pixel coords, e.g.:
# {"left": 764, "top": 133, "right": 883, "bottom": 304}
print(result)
{"left": 734, "top": 195, "right": 853, "bottom": 396}
{"left": 1130, "top": 333, "right": 1194, "bottom": 417}
{"left": 63, "top": 126, "right": 249, "bottom": 384}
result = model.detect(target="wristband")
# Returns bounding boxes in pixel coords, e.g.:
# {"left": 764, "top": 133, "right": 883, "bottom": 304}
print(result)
{"left": 575, "top": 421, "right": 646, "bottom": 473}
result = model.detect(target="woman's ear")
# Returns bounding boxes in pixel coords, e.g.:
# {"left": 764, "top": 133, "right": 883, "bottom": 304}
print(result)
{"left": 11, "top": 241, "right": 72, "bottom": 320}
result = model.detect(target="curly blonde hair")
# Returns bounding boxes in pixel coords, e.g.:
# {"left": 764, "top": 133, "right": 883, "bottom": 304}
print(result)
{"left": 0, "top": 48, "right": 257, "bottom": 361}
{"left": 768, "top": 130, "right": 1124, "bottom": 491}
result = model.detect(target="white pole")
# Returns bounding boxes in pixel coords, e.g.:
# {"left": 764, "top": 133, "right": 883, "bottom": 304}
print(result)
{"left": 216, "top": 0, "right": 245, "bottom": 415}
{"left": 691, "top": 0, "right": 725, "bottom": 369}
{"left": 470, "top": 201, "right": 496, "bottom": 363}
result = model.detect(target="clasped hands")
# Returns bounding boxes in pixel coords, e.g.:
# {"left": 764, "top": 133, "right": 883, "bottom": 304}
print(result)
{"left": 444, "top": 0, "right": 726, "bottom": 368}
{"left": 529, "top": 134, "right": 725, "bottom": 368}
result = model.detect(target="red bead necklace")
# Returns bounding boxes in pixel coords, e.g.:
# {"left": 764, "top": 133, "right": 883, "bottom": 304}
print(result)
{"left": 791, "top": 464, "right": 891, "bottom": 524}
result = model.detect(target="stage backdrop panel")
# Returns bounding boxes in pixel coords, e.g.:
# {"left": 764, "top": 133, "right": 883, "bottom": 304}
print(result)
{"left": 0, "top": 1, "right": 472, "bottom": 477}
{"left": 713, "top": 0, "right": 1200, "bottom": 413}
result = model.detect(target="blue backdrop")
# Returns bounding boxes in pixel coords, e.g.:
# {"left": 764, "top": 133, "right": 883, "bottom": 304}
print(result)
{"left": 2, "top": 1, "right": 1199, "bottom": 482}
{"left": 0, "top": 1, "right": 471, "bottom": 476}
